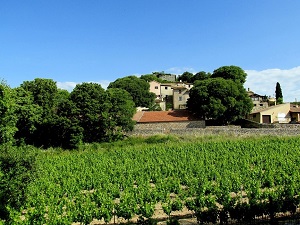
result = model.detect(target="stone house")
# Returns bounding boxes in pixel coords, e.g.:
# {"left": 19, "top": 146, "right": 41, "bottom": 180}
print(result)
{"left": 289, "top": 104, "right": 300, "bottom": 123}
{"left": 172, "top": 83, "right": 193, "bottom": 110}
{"left": 149, "top": 81, "right": 161, "bottom": 98}
{"left": 148, "top": 81, "right": 193, "bottom": 111}
{"left": 247, "top": 88, "right": 276, "bottom": 111}
{"left": 156, "top": 74, "right": 176, "bottom": 82}
{"left": 247, "top": 103, "right": 291, "bottom": 123}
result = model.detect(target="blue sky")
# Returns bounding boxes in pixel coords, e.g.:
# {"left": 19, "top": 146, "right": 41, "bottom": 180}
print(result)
{"left": 1, "top": 1, "right": 300, "bottom": 101}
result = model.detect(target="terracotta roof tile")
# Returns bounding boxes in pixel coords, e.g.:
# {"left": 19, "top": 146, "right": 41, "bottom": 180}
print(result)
{"left": 133, "top": 110, "right": 197, "bottom": 123}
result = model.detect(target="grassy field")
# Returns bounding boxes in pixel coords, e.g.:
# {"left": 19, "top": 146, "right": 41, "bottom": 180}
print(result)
{"left": 1, "top": 135, "right": 300, "bottom": 224}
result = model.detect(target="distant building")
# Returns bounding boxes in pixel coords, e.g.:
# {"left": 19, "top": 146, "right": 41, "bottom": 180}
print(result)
{"left": 172, "top": 83, "right": 193, "bottom": 110}
{"left": 152, "top": 72, "right": 176, "bottom": 82}
{"left": 247, "top": 103, "right": 291, "bottom": 123}
{"left": 247, "top": 88, "right": 276, "bottom": 112}
{"left": 157, "top": 74, "right": 176, "bottom": 82}
{"left": 148, "top": 81, "right": 193, "bottom": 111}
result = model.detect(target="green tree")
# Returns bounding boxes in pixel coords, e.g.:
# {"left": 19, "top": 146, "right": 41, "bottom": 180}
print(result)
{"left": 275, "top": 82, "right": 283, "bottom": 104}
{"left": 211, "top": 66, "right": 247, "bottom": 84}
{"left": 20, "top": 78, "right": 58, "bottom": 115}
{"left": 70, "top": 82, "right": 108, "bottom": 143}
{"left": 140, "top": 74, "right": 164, "bottom": 83}
{"left": 13, "top": 87, "right": 43, "bottom": 145}
{"left": 177, "top": 71, "right": 194, "bottom": 83}
{"left": 19, "top": 78, "right": 59, "bottom": 147}
{"left": 108, "top": 76, "right": 156, "bottom": 108}
{"left": 49, "top": 99, "right": 83, "bottom": 149}
{"left": 187, "top": 78, "right": 253, "bottom": 125}
{"left": 102, "top": 88, "right": 136, "bottom": 141}
{"left": 0, "top": 81, "right": 18, "bottom": 144}
{"left": 192, "top": 71, "right": 211, "bottom": 82}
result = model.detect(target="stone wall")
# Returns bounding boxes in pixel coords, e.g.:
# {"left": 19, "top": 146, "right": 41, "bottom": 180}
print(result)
{"left": 128, "top": 122, "right": 300, "bottom": 136}
{"left": 129, "top": 121, "right": 205, "bottom": 136}
{"left": 134, "top": 121, "right": 205, "bottom": 130}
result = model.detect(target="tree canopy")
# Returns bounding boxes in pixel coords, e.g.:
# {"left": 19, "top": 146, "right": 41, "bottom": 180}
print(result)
{"left": 211, "top": 65, "right": 247, "bottom": 84}
{"left": 0, "top": 81, "right": 17, "bottom": 144}
{"left": 103, "top": 88, "right": 136, "bottom": 141}
{"left": 177, "top": 71, "right": 194, "bottom": 83}
{"left": 0, "top": 78, "right": 136, "bottom": 149}
{"left": 193, "top": 71, "right": 211, "bottom": 82}
{"left": 108, "top": 76, "right": 156, "bottom": 108}
{"left": 275, "top": 82, "right": 283, "bottom": 104}
{"left": 187, "top": 66, "right": 253, "bottom": 125}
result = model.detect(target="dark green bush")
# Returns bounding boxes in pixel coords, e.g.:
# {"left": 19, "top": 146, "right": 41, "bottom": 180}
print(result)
{"left": 0, "top": 145, "right": 39, "bottom": 220}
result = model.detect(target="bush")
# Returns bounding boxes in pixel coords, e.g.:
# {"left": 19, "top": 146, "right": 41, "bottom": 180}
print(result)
{"left": 0, "top": 145, "right": 39, "bottom": 220}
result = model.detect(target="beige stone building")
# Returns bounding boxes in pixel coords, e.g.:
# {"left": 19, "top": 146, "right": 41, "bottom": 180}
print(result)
{"left": 149, "top": 81, "right": 193, "bottom": 110}
{"left": 149, "top": 81, "right": 161, "bottom": 97}
{"left": 172, "top": 83, "right": 193, "bottom": 110}
{"left": 247, "top": 103, "right": 291, "bottom": 123}
{"left": 290, "top": 104, "right": 300, "bottom": 122}
{"left": 160, "top": 83, "right": 173, "bottom": 98}
{"left": 247, "top": 88, "right": 276, "bottom": 111}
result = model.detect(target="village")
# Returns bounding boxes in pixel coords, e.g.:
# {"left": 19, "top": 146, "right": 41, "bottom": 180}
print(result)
{"left": 135, "top": 73, "right": 300, "bottom": 124}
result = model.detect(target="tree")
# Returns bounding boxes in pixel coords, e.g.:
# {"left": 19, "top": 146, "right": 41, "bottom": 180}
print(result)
{"left": 275, "top": 82, "right": 283, "bottom": 104}
{"left": 20, "top": 78, "right": 58, "bottom": 115}
{"left": 19, "top": 78, "right": 60, "bottom": 147}
{"left": 0, "top": 81, "right": 18, "bottom": 144}
{"left": 70, "top": 82, "right": 107, "bottom": 143}
{"left": 192, "top": 71, "right": 211, "bottom": 82}
{"left": 13, "top": 87, "right": 43, "bottom": 145}
{"left": 140, "top": 74, "right": 164, "bottom": 83}
{"left": 211, "top": 66, "right": 247, "bottom": 84}
{"left": 102, "top": 88, "right": 136, "bottom": 141}
{"left": 187, "top": 78, "right": 253, "bottom": 125}
{"left": 108, "top": 76, "right": 156, "bottom": 108}
{"left": 177, "top": 71, "right": 194, "bottom": 83}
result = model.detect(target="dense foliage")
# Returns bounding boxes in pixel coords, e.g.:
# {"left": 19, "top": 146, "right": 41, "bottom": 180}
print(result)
{"left": 211, "top": 65, "right": 247, "bottom": 84}
{"left": 0, "top": 79, "right": 136, "bottom": 149}
{"left": 0, "top": 81, "right": 17, "bottom": 144}
{"left": 275, "top": 82, "right": 283, "bottom": 104}
{"left": 177, "top": 71, "right": 211, "bottom": 83}
{"left": 187, "top": 66, "right": 253, "bottom": 124}
{"left": 1, "top": 135, "right": 300, "bottom": 224}
{"left": 108, "top": 76, "right": 156, "bottom": 108}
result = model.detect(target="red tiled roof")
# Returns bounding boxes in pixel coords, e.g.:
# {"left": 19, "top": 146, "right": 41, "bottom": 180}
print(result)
{"left": 133, "top": 110, "right": 197, "bottom": 123}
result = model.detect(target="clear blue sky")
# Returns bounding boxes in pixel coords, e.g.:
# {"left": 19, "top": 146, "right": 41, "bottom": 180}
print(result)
{"left": 1, "top": 1, "right": 300, "bottom": 101}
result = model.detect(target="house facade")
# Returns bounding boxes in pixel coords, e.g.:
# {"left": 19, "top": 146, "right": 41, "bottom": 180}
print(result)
{"left": 149, "top": 81, "right": 161, "bottom": 97}
{"left": 149, "top": 81, "right": 193, "bottom": 111}
{"left": 290, "top": 104, "right": 300, "bottom": 123}
{"left": 247, "top": 88, "right": 276, "bottom": 111}
{"left": 172, "top": 83, "right": 193, "bottom": 110}
{"left": 247, "top": 103, "right": 291, "bottom": 123}
{"left": 160, "top": 83, "right": 173, "bottom": 98}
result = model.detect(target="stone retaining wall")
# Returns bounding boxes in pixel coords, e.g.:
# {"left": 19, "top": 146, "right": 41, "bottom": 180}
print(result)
{"left": 128, "top": 122, "right": 300, "bottom": 136}
{"left": 134, "top": 121, "right": 206, "bottom": 131}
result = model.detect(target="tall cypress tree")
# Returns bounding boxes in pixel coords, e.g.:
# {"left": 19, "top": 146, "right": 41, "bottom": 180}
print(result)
{"left": 275, "top": 82, "right": 283, "bottom": 104}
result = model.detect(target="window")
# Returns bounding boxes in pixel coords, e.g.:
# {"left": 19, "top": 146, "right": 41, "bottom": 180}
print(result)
{"left": 179, "top": 90, "right": 182, "bottom": 94}
{"left": 179, "top": 96, "right": 182, "bottom": 101}
{"left": 155, "top": 86, "right": 158, "bottom": 89}
{"left": 165, "top": 87, "right": 168, "bottom": 90}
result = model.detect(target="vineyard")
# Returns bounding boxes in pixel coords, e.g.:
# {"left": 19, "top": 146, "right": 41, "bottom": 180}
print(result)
{"left": 1, "top": 135, "right": 300, "bottom": 224}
